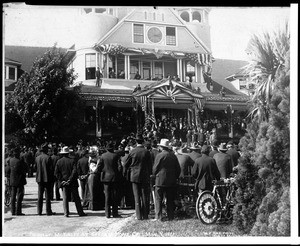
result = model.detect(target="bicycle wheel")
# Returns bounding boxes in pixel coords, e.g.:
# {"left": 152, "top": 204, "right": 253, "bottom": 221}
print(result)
{"left": 196, "top": 191, "right": 219, "bottom": 224}
{"left": 5, "top": 187, "right": 11, "bottom": 207}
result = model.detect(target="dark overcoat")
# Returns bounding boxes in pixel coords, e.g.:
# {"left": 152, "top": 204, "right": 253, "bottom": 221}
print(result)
{"left": 192, "top": 154, "right": 220, "bottom": 191}
{"left": 124, "top": 146, "right": 152, "bottom": 183}
{"left": 213, "top": 152, "right": 233, "bottom": 178}
{"left": 35, "top": 153, "right": 54, "bottom": 183}
{"left": 55, "top": 156, "right": 78, "bottom": 187}
{"left": 99, "top": 151, "right": 122, "bottom": 182}
{"left": 5, "top": 157, "right": 27, "bottom": 187}
{"left": 153, "top": 150, "right": 181, "bottom": 187}
{"left": 77, "top": 156, "right": 89, "bottom": 176}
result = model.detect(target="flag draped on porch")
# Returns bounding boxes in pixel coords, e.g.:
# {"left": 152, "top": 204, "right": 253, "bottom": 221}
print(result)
{"left": 185, "top": 53, "right": 213, "bottom": 67}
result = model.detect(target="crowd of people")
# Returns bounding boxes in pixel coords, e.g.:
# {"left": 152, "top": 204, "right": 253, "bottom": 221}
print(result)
{"left": 4, "top": 133, "right": 241, "bottom": 221}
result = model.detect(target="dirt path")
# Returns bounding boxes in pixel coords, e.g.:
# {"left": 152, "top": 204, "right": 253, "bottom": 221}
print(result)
{"left": 3, "top": 177, "right": 135, "bottom": 237}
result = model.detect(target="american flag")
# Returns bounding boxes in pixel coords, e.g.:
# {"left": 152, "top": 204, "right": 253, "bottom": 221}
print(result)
{"left": 185, "top": 53, "right": 213, "bottom": 67}
{"left": 99, "top": 44, "right": 128, "bottom": 55}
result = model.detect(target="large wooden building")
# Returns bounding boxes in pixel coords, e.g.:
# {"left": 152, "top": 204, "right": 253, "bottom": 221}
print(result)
{"left": 5, "top": 7, "right": 250, "bottom": 142}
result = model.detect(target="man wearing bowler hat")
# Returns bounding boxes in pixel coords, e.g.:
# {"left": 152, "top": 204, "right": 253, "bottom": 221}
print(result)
{"left": 98, "top": 141, "right": 122, "bottom": 218}
{"left": 55, "top": 146, "right": 87, "bottom": 217}
{"left": 124, "top": 134, "right": 152, "bottom": 220}
{"left": 152, "top": 139, "right": 181, "bottom": 221}
{"left": 35, "top": 143, "right": 56, "bottom": 216}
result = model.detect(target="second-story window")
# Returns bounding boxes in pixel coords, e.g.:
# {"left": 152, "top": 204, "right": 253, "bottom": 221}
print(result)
{"left": 5, "top": 65, "right": 17, "bottom": 80}
{"left": 133, "top": 24, "right": 144, "bottom": 43}
{"left": 166, "top": 27, "right": 176, "bottom": 46}
{"left": 85, "top": 54, "right": 96, "bottom": 80}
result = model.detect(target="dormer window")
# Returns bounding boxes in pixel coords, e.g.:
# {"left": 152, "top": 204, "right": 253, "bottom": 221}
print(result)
{"left": 180, "top": 11, "right": 190, "bottom": 22}
{"left": 192, "top": 11, "right": 201, "bottom": 22}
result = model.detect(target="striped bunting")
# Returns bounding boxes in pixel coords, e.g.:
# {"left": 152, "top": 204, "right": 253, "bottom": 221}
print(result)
{"left": 194, "top": 98, "right": 202, "bottom": 110}
{"left": 140, "top": 96, "right": 147, "bottom": 112}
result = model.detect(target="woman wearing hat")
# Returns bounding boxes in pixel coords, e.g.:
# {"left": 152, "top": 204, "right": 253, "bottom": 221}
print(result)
{"left": 152, "top": 139, "right": 181, "bottom": 221}
{"left": 83, "top": 146, "right": 104, "bottom": 211}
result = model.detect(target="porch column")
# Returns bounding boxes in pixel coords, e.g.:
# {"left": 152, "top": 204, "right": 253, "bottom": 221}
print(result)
{"left": 115, "top": 56, "right": 118, "bottom": 77}
{"left": 106, "top": 54, "right": 110, "bottom": 79}
{"left": 95, "top": 100, "right": 102, "bottom": 137}
{"left": 195, "top": 63, "right": 198, "bottom": 82}
{"left": 182, "top": 60, "right": 186, "bottom": 82}
{"left": 124, "top": 55, "right": 130, "bottom": 80}
{"left": 176, "top": 59, "right": 180, "bottom": 79}
{"left": 178, "top": 58, "right": 183, "bottom": 81}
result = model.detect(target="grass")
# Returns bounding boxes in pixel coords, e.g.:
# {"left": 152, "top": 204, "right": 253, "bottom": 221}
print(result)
{"left": 119, "top": 209, "right": 243, "bottom": 237}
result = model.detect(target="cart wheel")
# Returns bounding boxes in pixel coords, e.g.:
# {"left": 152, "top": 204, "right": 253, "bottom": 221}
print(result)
{"left": 196, "top": 191, "right": 219, "bottom": 224}
{"left": 5, "top": 188, "right": 11, "bottom": 207}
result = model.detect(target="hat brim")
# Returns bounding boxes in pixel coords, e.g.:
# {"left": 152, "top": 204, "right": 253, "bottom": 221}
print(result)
{"left": 218, "top": 148, "right": 227, "bottom": 151}
{"left": 158, "top": 144, "right": 171, "bottom": 148}
{"left": 59, "top": 151, "right": 69, "bottom": 154}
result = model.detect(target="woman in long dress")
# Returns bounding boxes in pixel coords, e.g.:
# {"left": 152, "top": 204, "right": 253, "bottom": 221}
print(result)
{"left": 82, "top": 146, "right": 105, "bottom": 210}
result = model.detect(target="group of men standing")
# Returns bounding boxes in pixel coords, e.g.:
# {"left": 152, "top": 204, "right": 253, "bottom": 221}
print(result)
{"left": 5, "top": 135, "right": 240, "bottom": 222}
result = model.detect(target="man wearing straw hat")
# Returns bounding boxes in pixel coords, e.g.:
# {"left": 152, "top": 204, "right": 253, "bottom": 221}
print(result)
{"left": 188, "top": 142, "right": 202, "bottom": 162}
{"left": 124, "top": 134, "right": 152, "bottom": 220}
{"left": 55, "top": 146, "right": 87, "bottom": 217}
{"left": 152, "top": 138, "right": 181, "bottom": 221}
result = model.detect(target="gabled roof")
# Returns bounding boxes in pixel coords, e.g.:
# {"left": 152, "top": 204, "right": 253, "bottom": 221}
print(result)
{"left": 96, "top": 8, "right": 211, "bottom": 54}
{"left": 5, "top": 57, "right": 22, "bottom": 66}
{"left": 211, "top": 58, "right": 249, "bottom": 95}
{"left": 5, "top": 46, "right": 67, "bottom": 72}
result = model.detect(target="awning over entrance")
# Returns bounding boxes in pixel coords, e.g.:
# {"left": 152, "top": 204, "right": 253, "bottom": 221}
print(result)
{"left": 133, "top": 78, "right": 205, "bottom": 110}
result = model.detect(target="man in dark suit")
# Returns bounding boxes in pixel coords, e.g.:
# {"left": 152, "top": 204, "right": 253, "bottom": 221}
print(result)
{"left": 226, "top": 141, "right": 240, "bottom": 167}
{"left": 152, "top": 139, "right": 181, "bottom": 221}
{"left": 99, "top": 142, "right": 122, "bottom": 218}
{"left": 192, "top": 145, "right": 221, "bottom": 193}
{"left": 124, "top": 135, "right": 152, "bottom": 220}
{"left": 5, "top": 147, "right": 27, "bottom": 216}
{"left": 55, "top": 146, "right": 86, "bottom": 217}
{"left": 213, "top": 143, "right": 233, "bottom": 179}
{"left": 77, "top": 149, "right": 90, "bottom": 200}
{"left": 35, "top": 143, "right": 55, "bottom": 216}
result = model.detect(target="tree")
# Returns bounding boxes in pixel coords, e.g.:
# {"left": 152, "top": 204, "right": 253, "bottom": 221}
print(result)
{"left": 244, "top": 22, "right": 290, "bottom": 122}
{"left": 233, "top": 23, "right": 290, "bottom": 236}
{"left": 9, "top": 45, "right": 85, "bottom": 145}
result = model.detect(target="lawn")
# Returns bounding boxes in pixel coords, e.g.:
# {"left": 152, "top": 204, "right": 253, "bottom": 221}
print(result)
{"left": 119, "top": 209, "right": 243, "bottom": 237}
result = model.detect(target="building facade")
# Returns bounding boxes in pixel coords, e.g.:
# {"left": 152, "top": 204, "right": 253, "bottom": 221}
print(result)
{"left": 5, "top": 7, "right": 250, "bottom": 142}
